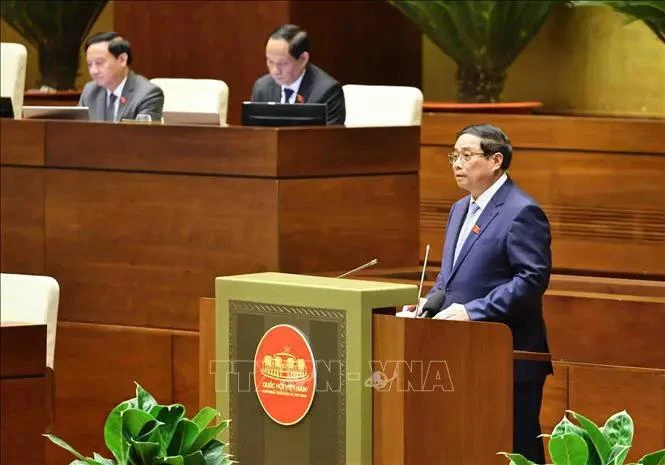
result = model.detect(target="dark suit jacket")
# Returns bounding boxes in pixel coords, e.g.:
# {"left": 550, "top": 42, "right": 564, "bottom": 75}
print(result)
{"left": 428, "top": 177, "right": 553, "bottom": 383}
{"left": 79, "top": 71, "right": 164, "bottom": 122}
{"left": 251, "top": 64, "right": 345, "bottom": 125}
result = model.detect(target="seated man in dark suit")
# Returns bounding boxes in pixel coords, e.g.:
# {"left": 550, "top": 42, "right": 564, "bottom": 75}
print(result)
{"left": 80, "top": 31, "right": 163, "bottom": 122}
{"left": 251, "top": 24, "right": 345, "bottom": 125}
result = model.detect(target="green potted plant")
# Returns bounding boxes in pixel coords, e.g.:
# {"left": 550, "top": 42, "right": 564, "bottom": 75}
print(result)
{"left": 387, "top": 0, "right": 561, "bottom": 104}
{"left": 500, "top": 409, "right": 665, "bottom": 465}
{"left": 569, "top": 1, "right": 665, "bottom": 44}
{"left": 44, "top": 382, "right": 234, "bottom": 465}
{"left": 0, "top": 0, "right": 108, "bottom": 90}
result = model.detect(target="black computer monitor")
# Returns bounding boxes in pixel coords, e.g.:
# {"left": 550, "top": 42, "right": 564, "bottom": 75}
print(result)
{"left": 241, "top": 102, "right": 327, "bottom": 127}
{"left": 0, "top": 97, "right": 14, "bottom": 118}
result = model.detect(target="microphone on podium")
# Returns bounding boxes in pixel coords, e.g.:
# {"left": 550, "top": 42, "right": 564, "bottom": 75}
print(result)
{"left": 336, "top": 258, "right": 379, "bottom": 279}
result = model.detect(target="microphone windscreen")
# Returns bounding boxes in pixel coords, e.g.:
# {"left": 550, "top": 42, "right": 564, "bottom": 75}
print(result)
{"left": 422, "top": 290, "right": 446, "bottom": 316}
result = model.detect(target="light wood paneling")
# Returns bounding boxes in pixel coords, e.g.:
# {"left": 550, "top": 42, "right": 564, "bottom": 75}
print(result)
{"left": 173, "top": 332, "right": 199, "bottom": 415}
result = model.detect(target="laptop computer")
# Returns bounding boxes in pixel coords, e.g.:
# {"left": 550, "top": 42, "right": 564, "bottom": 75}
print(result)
{"left": 23, "top": 105, "right": 89, "bottom": 120}
{"left": 241, "top": 102, "right": 327, "bottom": 127}
{"left": 161, "top": 111, "right": 221, "bottom": 126}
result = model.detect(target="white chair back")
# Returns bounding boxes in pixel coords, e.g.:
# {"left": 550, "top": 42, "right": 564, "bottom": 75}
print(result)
{"left": 150, "top": 78, "right": 229, "bottom": 126}
{"left": 0, "top": 42, "right": 28, "bottom": 119}
{"left": 342, "top": 84, "right": 423, "bottom": 127}
{"left": 0, "top": 273, "right": 60, "bottom": 368}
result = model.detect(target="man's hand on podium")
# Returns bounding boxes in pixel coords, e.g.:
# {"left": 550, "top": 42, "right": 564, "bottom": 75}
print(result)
{"left": 395, "top": 297, "right": 428, "bottom": 318}
{"left": 432, "top": 303, "right": 470, "bottom": 321}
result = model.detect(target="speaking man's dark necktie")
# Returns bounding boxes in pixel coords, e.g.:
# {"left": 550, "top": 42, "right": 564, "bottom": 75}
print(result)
{"left": 283, "top": 88, "right": 294, "bottom": 104}
{"left": 105, "top": 93, "right": 117, "bottom": 121}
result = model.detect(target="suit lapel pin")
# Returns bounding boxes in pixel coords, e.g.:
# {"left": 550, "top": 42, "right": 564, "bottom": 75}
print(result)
{"left": 120, "top": 96, "right": 127, "bottom": 105}
{"left": 472, "top": 225, "right": 480, "bottom": 235}
{"left": 296, "top": 94, "right": 304, "bottom": 103}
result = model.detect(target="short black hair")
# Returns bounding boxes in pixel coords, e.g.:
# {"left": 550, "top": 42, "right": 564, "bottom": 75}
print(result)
{"left": 267, "top": 24, "right": 309, "bottom": 59}
{"left": 85, "top": 31, "right": 132, "bottom": 66}
{"left": 457, "top": 123, "right": 513, "bottom": 171}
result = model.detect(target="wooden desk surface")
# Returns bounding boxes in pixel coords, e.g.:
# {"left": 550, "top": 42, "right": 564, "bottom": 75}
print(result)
{"left": 0, "top": 322, "right": 46, "bottom": 378}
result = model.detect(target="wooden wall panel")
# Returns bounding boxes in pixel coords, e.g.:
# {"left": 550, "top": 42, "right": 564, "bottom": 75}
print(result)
{"left": 569, "top": 365, "right": 665, "bottom": 462}
{"left": 45, "top": 170, "right": 278, "bottom": 330}
{"left": 420, "top": 114, "right": 665, "bottom": 278}
{"left": 0, "top": 167, "right": 45, "bottom": 274}
{"left": 544, "top": 292, "right": 665, "bottom": 368}
{"left": 49, "top": 323, "right": 174, "bottom": 464}
{"left": 290, "top": 0, "right": 421, "bottom": 88}
{"left": 541, "top": 363, "right": 568, "bottom": 435}
{"left": 114, "top": 1, "right": 421, "bottom": 125}
{"left": 278, "top": 174, "right": 420, "bottom": 272}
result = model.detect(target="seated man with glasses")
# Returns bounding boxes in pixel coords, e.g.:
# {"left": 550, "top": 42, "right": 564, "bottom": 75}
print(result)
{"left": 414, "top": 124, "right": 553, "bottom": 464}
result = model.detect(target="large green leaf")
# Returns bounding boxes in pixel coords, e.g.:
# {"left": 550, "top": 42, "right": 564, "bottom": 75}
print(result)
{"left": 183, "top": 451, "right": 207, "bottom": 465}
{"left": 638, "top": 449, "right": 665, "bottom": 465}
{"left": 186, "top": 421, "right": 230, "bottom": 455}
{"left": 128, "top": 439, "right": 160, "bottom": 465}
{"left": 497, "top": 451, "right": 537, "bottom": 465}
{"left": 151, "top": 404, "right": 186, "bottom": 454}
{"left": 549, "top": 433, "right": 589, "bottom": 465}
{"left": 552, "top": 416, "right": 586, "bottom": 437}
{"left": 607, "top": 445, "right": 631, "bottom": 465}
{"left": 570, "top": 410, "right": 612, "bottom": 463}
{"left": 156, "top": 457, "right": 185, "bottom": 465}
{"left": 92, "top": 453, "right": 116, "bottom": 465}
{"left": 167, "top": 419, "right": 199, "bottom": 456}
{"left": 121, "top": 408, "right": 159, "bottom": 441}
{"left": 201, "top": 440, "right": 232, "bottom": 465}
{"left": 602, "top": 411, "right": 634, "bottom": 448}
{"left": 42, "top": 434, "right": 88, "bottom": 462}
{"left": 191, "top": 407, "right": 220, "bottom": 431}
{"left": 104, "top": 400, "right": 133, "bottom": 464}
{"left": 135, "top": 383, "right": 157, "bottom": 413}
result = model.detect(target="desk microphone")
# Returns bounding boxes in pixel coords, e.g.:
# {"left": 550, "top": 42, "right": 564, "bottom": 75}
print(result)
{"left": 415, "top": 244, "right": 430, "bottom": 317}
{"left": 336, "top": 258, "right": 379, "bottom": 278}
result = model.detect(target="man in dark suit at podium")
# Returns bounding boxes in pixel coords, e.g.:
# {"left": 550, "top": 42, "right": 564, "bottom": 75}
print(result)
{"left": 251, "top": 24, "right": 345, "bottom": 125}
{"left": 422, "top": 124, "right": 553, "bottom": 464}
{"left": 80, "top": 32, "right": 164, "bottom": 122}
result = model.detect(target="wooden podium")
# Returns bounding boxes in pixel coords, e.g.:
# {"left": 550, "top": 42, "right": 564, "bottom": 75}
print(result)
{"left": 211, "top": 273, "right": 513, "bottom": 465}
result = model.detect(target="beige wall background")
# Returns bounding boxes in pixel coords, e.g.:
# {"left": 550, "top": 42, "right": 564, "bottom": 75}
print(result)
{"left": 0, "top": 2, "right": 114, "bottom": 90}
{"left": 423, "top": 4, "right": 665, "bottom": 118}
{"left": 1, "top": 2, "right": 663, "bottom": 117}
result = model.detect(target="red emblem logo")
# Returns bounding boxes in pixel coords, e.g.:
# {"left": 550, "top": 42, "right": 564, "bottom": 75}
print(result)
{"left": 296, "top": 94, "right": 304, "bottom": 103}
{"left": 472, "top": 224, "right": 480, "bottom": 235}
{"left": 254, "top": 324, "right": 316, "bottom": 425}
{"left": 120, "top": 96, "right": 127, "bottom": 105}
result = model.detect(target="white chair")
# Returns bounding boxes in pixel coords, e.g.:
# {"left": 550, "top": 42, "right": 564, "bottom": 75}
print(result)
{"left": 150, "top": 78, "right": 229, "bottom": 126}
{"left": 0, "top": 273, "right": 60, "bottom": 369}
{"left": 342, "top": 84, "right": 423, "bottom": 127}
{"left": 0, "top": 42, "right": 28, "bottom": 120}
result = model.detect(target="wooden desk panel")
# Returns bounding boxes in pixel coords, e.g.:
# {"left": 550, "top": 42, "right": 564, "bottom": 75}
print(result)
{"left": 0, "top": 322, "right": 46, "bottom": 378}
{"left": 0, "top": 119, "right": 45, "bottom": 166}
{"left": 46, "top": 170, "right": 279, "bottom": 330}
{"left": 1, "top": 377, "right": 46, "bottom": 465}
{"left": 43, "top": 121, "right": 418, "bottom": 178}
{"left": 569, "top": 365, "right": 665, "bottom": 462}
{"left": 544, "top": 292, "right": 665, "bottom": 368}
{"left": 0, "top": 167, "right": 46, "bottom": 275}
{"left": 278, "top": 174, "right": 419, "bottom": 272}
